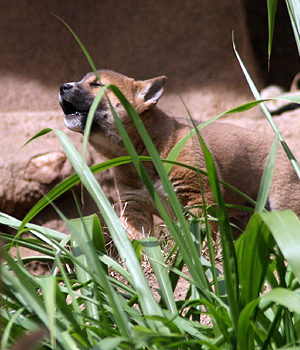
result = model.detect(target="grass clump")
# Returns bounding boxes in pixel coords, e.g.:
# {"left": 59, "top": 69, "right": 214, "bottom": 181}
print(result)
{"left": 2, "top": 87, "right": 300, "bottom": 350}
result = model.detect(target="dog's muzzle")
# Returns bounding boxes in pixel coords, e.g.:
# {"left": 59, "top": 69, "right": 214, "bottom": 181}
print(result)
{"left": 59, "top": 83, "right": 87, "bottom": 133}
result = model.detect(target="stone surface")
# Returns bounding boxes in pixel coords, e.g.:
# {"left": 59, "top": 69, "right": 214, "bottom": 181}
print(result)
{"left": 1, "top": 0, "right": 299, "bottom": 234}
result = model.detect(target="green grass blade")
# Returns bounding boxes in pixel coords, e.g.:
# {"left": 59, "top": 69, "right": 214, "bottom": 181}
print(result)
{"left": 55, "top": 259, "right": 87, "bottom": 331}
{"left": 82, "top": 86, "right": 107, "bottom": 160}
{"left": 0, "top": 212, "right": 65, "bottom": 242}
{"left": 140, "top": 238, "right": 177, "bottom": 315}
{"left": 193, "top": 125, "right": 239, "bottom": 338}
{"left": 190, "top": 298, "right": 231, "bottom": 342}
{"left": 235, "top": 213, "right": 273, "bottom": 308}
{"left": 267, "top": 0, "right": 278, "bottom": 65}
{"left": 39, "top": 276, "right": 56, "bottom": 348}
{"left": 273, "top": 94, "right": 300, "bottom": 103}
{"left": 91, "top": 213, "right": 107, "bottom": 255}
{"left": 285, "top": 0, "right": 300, "bottom": 56}
{"left": 178, "top": 97, "right": 229, "bottom": 301}
{"left": 92, "top": 337, "right": 126, "bottom": 350}
{"left": 237, "top": 299, "right": 260, "bottom": 350}
{"left": 54, "top": 15, "right": 100, "bottom": 79}
{"left": 165, "top": 100, "right": 267, "bottom": 175}
{"left": 260, "top": 210, "right": 300, "bottom": 284}
{"left": 1, "top": 233, "right": 56, "bottom": 257}
{"left": 70, "top": 217, "right": 101, "bottom": 322}
{"left": 22, "top": 128, "right": 53, "bottom": 148}
{"left": 233, "top": 34, "right": 300, "bottom": 179}
{"left": 100, "top": 255, "right": 134, "bottom": 286}
{"left": 255, "top": 135, "right": 278, "bottom": 213}
{"left": 260, "top": 288, "right": 300, "bottom": 314}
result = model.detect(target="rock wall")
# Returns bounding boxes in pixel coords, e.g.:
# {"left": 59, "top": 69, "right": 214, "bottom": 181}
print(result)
{"left": 1, "top": 0, "right": 298, "bottom": 232}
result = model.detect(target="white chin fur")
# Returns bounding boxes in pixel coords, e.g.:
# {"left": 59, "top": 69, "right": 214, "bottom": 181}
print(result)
{"left": 64, "top": 114, "right": 85, "bottom": 132}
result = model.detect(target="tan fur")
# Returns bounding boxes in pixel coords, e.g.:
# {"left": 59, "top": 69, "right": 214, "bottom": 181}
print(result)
{"left": 59, "top": 69, "right": 300, "bottom": 239}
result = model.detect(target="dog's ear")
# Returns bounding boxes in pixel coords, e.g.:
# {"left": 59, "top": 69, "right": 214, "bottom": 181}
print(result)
{"left": 134, "top": 76, "right": 167, "bottom": 111}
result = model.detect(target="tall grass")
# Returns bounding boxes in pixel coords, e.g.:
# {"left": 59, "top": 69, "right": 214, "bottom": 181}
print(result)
{"left": 2, "top": 3, "right": 300, "bottom": 349}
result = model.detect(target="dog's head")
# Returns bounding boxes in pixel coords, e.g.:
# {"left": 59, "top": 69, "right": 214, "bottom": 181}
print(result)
{"left": 59, "top": 69, "right": 167, "bottom": 135}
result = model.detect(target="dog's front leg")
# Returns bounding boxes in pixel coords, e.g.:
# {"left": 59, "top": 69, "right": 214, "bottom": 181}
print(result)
{"left": 114, "top": 166, "right": 157, "bottom": 240}
{"left": 120, "top": 203, "right": 154, "bottom": 240}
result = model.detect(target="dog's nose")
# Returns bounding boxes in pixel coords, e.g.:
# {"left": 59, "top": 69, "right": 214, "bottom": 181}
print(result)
{"left": 60, "top": 83, "right": 74, "bottom": 95}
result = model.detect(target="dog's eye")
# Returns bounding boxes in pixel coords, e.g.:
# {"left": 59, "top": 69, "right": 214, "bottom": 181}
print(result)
{"left": 90, "top": 81, "right": 101, "bottom": 87}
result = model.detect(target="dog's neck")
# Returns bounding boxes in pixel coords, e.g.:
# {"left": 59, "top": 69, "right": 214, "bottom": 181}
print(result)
{"left": 88, "top": 106, "right": 178, "bottom": 160}
{"left": 133, "top": 107, "right": 178, "bottom": 158}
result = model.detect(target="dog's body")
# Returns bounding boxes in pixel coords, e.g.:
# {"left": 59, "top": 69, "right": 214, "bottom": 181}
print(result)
{"left": 59, "top": 69, "right": 300, "bottom": 239}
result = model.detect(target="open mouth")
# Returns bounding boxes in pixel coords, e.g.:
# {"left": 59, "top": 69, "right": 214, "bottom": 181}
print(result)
{"left": 60, "top": 100, "right": 89, "bottom": 132}
{"left": 60, "top": 100, "right": 88, "bottom": 116}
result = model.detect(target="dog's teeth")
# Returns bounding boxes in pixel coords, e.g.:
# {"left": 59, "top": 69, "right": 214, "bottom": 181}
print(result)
{"left": 64, "top": 113, "right": 85, "bottom": 132}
